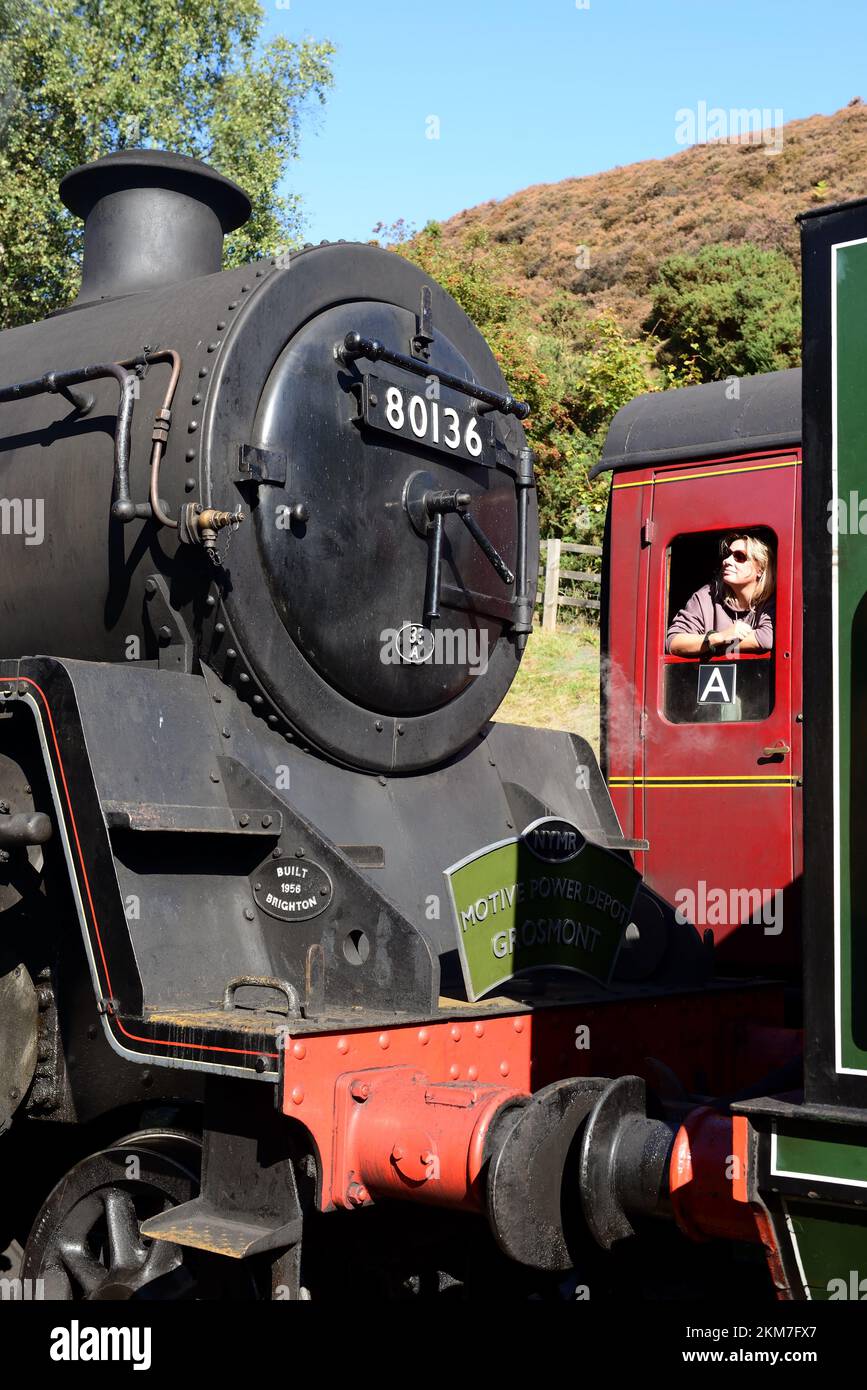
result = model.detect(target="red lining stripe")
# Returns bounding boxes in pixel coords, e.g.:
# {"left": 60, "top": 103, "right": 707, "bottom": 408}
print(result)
{"left": 10, "top": 676, "right": 278, "bottom": 1063}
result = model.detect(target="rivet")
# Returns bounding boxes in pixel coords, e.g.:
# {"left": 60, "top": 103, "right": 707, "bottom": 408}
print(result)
{"left": 513, "top": 1018, "right": 524, "bottom": 1033}
{"left": 185, "top": 448, "right": 196, "bottom": 461}
{"left": 239, "top": 673, "right": 250, "bottom": 684}
{"left": 261, "top": 815, "right": 272, "bottom": 828}
{"left": 222, "top": 727, "right": 231, "bottom": 738}
{"left": 192, "top": 392, "right": 201, "bottom": 405}
{"left": 198, "top": 366, "right": 208, "bottom": 378}
{"left": 184, "top": 477, "right": 196, "bottom": 491}
{"left": 157, "top": 625, "right": 172, "bottom": 644}
{"left": 205, "top": 594, "right": 216, "bottom": 607}
{"left": 241, "top": 284, "right": 251, "bottom": 292}
{"left": 450, "top": 1025, "right": 461, "bottom": 1041}
{"left": 188, "top": 420, "right": 198, "bottom": 433}
{"left": 378, "top": 775, "right": 387, "bottom": 787}
{"left": 253, "top": 694, "right": 263, "bottom": 706}
{"left": 226, "top": 648, "right": 237, "bottom": 660}
{"left": 210, "top": 771, "right": 220, "bottom": 783}
{"left": 212, "top": 692, "right": 222, "bottom": 702}
{"left": 254, "top": 881, "right": 261, "bottom": 890}
{"left": 473, "top": 1022, "right": 484, "bottom": 1037}
{"left": 256, "top": 268, "right": 264, "bottom": 277}
{"left": 337, "top": 1037, "right": 349, "bottom": 1054}
{"left": 375, "top": 719, "right": 383, "bottom": 731}
{"left": 207, "top": 342, "right": 220, "bottom": 353}
{"left": 291, "top": 1085, "right": 304, "bottom": 1105}
{"left": 244, "top": 908, "right": 255, "bottom": 921}
{"left": 378, "top": 1032, "right": 389, "bottom": 1050}
{"left": 217, "top": 320, "right": 226, "bottom": 330}
{"left": 499, "top": 1061, "right": 510, "bottom": 1077}
{"left": 449, "top": 1064, "right": 460, "bottom": 1079}
{"left": 292, "top": 1041, "right": 306, "bottom": 1060}
{"left": 215, "top": 622, "right": 225, "bottom": 634}
{"left": 144, "top": 577, "right": 157, "bottom": 595}
{"left": 239, "top": 814, "right": 250, "bottom": 826}
{"left": 228, "top": 301, "right": 239, "bottom": 310}
{"left": 267, "top": 714, "right": 278, "bottom": 726}
{"left": 467, "top": 1064, "right": 478, "bottom": 1081}
{"left": 391, "top": 1144, "right": 404, "bottom": 1161}
{"left": 396, "top": 724, "right": 405, "bottom": 735}
{"left": 417, "top": 1028, "right": 429, "bottom": 1046}
{"left": 295, "top": 847, "right": 305, "bottom": 857}
{"left": 273, "top": 847, "right": 283, "bottom": 859}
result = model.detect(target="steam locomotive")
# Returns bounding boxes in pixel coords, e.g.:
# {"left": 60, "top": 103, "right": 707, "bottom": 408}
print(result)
{"left": 0, "top": 149, "right": 858, "bottom": 1300}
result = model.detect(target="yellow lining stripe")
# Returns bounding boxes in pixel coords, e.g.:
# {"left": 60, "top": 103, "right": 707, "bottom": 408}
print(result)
{"left": 611, "top": 458, "right": 801, "bottom": 490}
{"left": 609, "top": 777, "right": 798, "bottom": 788}
{"left": 610, "top": 773, "right": 793, "bottom": 782}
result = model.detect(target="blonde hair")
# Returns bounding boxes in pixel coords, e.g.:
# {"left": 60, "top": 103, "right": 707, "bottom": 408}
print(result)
{"left": 717, "top": 531, "right": 775, "bottom": 612}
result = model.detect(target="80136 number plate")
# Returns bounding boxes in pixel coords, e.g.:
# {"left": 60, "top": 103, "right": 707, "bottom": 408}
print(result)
{"left": 360, "top": 373, "right": 494, "bottom": 466}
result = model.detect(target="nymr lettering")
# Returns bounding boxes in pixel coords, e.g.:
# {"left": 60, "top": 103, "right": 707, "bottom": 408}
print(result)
{"left": 50, "top": 1321, "right": 152, "bottom": 1371}
{"left": 526, "top": 825, "right": 581, "bottom": 859}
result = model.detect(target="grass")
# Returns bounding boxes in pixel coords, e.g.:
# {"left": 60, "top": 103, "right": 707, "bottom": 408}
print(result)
{"left": 493, "top": 620, "right": 600, "bottom": 756}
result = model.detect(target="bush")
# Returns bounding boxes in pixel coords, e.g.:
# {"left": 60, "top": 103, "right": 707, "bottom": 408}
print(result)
{"left": 645, "top": 242, "right": 801, "bottom": 381}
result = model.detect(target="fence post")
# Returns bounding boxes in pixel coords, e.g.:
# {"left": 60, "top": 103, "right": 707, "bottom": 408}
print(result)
{"left": 542, "top": 538, "right": 561, "bottom": 633}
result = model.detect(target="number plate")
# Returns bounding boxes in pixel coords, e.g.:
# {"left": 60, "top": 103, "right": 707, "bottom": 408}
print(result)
{"left": 360, "top": 374, "right": 494, "bottom": 466}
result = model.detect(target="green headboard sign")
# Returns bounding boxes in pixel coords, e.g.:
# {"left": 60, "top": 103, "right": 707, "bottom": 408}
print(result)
{"left": 445, "top": 817, "right": 641, "bottom": 1001}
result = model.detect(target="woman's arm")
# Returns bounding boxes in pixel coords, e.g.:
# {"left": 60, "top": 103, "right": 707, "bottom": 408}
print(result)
{"left": 666, "top": 587, "right": 713, "bottom": 654}
{"left": 668, "top": 631, "right": 715, "bottom": 656}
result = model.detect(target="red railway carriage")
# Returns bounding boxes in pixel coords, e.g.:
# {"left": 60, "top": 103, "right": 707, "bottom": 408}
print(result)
{"left": 593, "top": 369, "right": 803, "bottom": 973}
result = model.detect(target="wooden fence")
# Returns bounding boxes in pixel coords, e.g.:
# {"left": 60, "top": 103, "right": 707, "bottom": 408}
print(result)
{"left": 539, "top": 539, "right": 603, "bottom": 632}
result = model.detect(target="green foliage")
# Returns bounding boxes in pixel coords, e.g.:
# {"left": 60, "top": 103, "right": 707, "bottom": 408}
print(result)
{"left": 0, "top": 0, "right": 334, "bottom": 326}
{"left": 392, "top": 227, "right": 658, "bottom": 545}
{"left": 645, "top": 241, "right": 801, "bottom": 381}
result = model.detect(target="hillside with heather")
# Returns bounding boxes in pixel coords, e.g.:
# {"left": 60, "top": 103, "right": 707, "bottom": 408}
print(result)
{"left": 437, "top": 100, "right": 867, "bottom": 337}
{"left": 392, "top": 102, "right": 865, "bottom": 546}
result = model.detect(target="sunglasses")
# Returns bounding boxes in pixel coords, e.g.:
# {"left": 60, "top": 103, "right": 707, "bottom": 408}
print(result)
{"left": 722, "top": 545, "right": 749, "bottom": 563}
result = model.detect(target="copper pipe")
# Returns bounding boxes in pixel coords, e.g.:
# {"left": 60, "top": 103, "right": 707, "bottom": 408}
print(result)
{"left": 134, "top": 349, "right": 182, "bottom": 529}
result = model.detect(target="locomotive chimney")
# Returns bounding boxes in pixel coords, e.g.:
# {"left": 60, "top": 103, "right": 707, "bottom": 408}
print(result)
{"left": 59, "top": 149, "right": 252, "bottom": 306}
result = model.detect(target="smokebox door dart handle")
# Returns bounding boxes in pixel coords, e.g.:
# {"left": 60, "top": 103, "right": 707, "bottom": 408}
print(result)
{"left": 404, "top": 472, "right": 515, "bottom": 625}
{"left": 336, "top": 330, "right": 530, "bottom": 420}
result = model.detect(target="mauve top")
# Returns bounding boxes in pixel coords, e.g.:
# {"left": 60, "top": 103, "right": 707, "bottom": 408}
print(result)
{"left": 665, "top": 584, "right": 775, "bottom": 653}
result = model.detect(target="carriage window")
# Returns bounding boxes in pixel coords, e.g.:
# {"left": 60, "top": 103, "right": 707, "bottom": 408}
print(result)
{"left": 662, "top": 528, "right": 777, "bottom": 724}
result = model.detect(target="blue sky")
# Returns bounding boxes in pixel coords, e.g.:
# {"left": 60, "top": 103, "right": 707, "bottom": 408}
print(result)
{"left": 261, "top": 0, "right": 867, "bottom": 245}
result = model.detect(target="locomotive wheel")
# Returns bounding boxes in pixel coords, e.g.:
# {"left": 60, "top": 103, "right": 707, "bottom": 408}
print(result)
{"left": 21, "top": 1129, "right": 261, "bottom": 1301}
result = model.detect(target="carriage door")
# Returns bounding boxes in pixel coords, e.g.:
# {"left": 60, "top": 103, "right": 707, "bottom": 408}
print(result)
{"left": 637, "top": 453, "right": 801, "bottom": 969}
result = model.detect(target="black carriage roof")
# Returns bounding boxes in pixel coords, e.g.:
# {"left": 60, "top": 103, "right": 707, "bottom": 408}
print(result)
{"left": 589, "top": 367, "right": 801, "bottom": 479}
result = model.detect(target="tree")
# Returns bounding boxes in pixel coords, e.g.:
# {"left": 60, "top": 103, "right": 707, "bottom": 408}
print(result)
{"left": 0, "top": 0, "right": 334, "bottom": 326}
{"left": 645, "top": 242, "right": 801, "bottom": 381}
{"left": 392, "top": 224, "right": 657, "bottom": 542}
